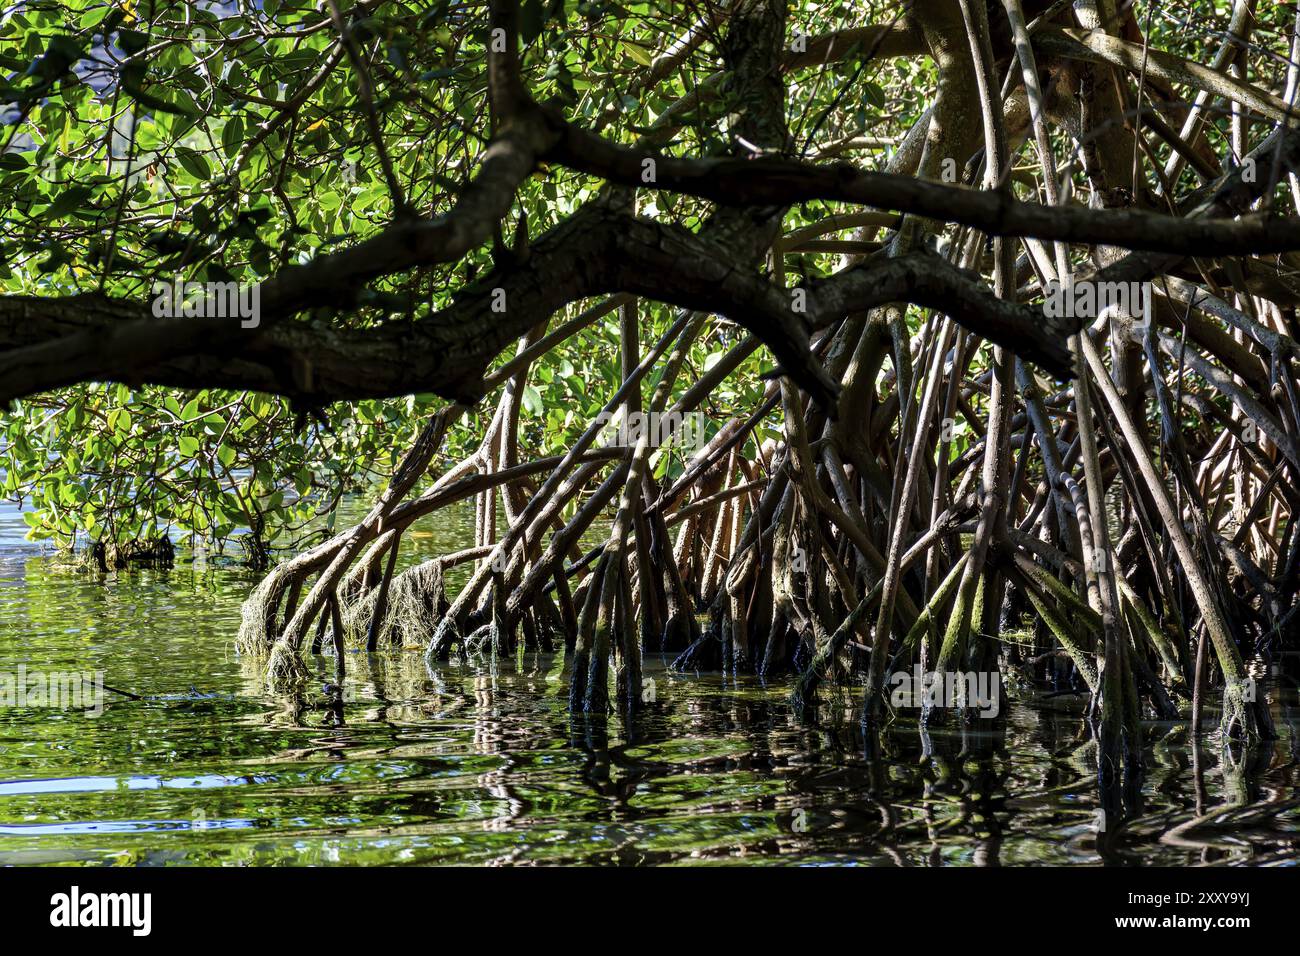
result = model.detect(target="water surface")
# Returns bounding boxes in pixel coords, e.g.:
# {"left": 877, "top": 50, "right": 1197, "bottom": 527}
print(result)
{"left": 1, "top": 500, "right": 1298, "bottom": 866}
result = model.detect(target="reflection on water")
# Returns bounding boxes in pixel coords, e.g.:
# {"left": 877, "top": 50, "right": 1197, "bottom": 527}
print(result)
{"left": 1, "top": 501, "right": 1298, "bottom": 865}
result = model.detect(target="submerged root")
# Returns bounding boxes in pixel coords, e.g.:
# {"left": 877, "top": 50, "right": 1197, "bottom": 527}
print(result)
{"left": 266, "top": 638, "right": 311, "bottom": 688}
{"left": 236, "top": 569, "right": 289, "bottom": 656}
{"left": 90, "top": 536, "right": 175, "bottom": 572}
{"left": 338, "top": 559, "right": 449, "bottom": 648}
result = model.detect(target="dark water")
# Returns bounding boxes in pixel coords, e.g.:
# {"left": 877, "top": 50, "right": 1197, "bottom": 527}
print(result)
{"left": 1, "top": 501, "right": 1299, "bottom": 866}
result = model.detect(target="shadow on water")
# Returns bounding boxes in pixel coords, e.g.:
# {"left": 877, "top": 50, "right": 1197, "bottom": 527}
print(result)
{"left": 1, "top": 499, "right": 1298, "bottom": 865}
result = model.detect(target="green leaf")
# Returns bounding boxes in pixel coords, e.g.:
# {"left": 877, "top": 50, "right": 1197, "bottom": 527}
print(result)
{"left": 121, "top": 64, "right": 200, "bottom": 117}
{"left": 520, "top": 0, "right": 545, "bottom": 43}
{"left": 622, "top": 41, "right": 653, "bottom": 68}
{"left": 117, "top": 29, "right": 148, "bottom": 56}
{"left": 221, "top": 116, "right": 244, "bottom": 158}
{"left": 652, "top": 449, "right": 669, "bottom": 479}
{"left": 43, "top": 185, "right": 93, "bottom": 219}
{"left": 175, "top": 146, "right": 211, "bottom": 181}
{"left": 522, "top": 384, "right": 544, "bottom": 417}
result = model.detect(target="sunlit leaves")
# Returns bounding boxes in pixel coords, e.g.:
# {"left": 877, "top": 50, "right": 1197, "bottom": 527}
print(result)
{"left": 0, "top": 0, "right": 899, "bottom": 561}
